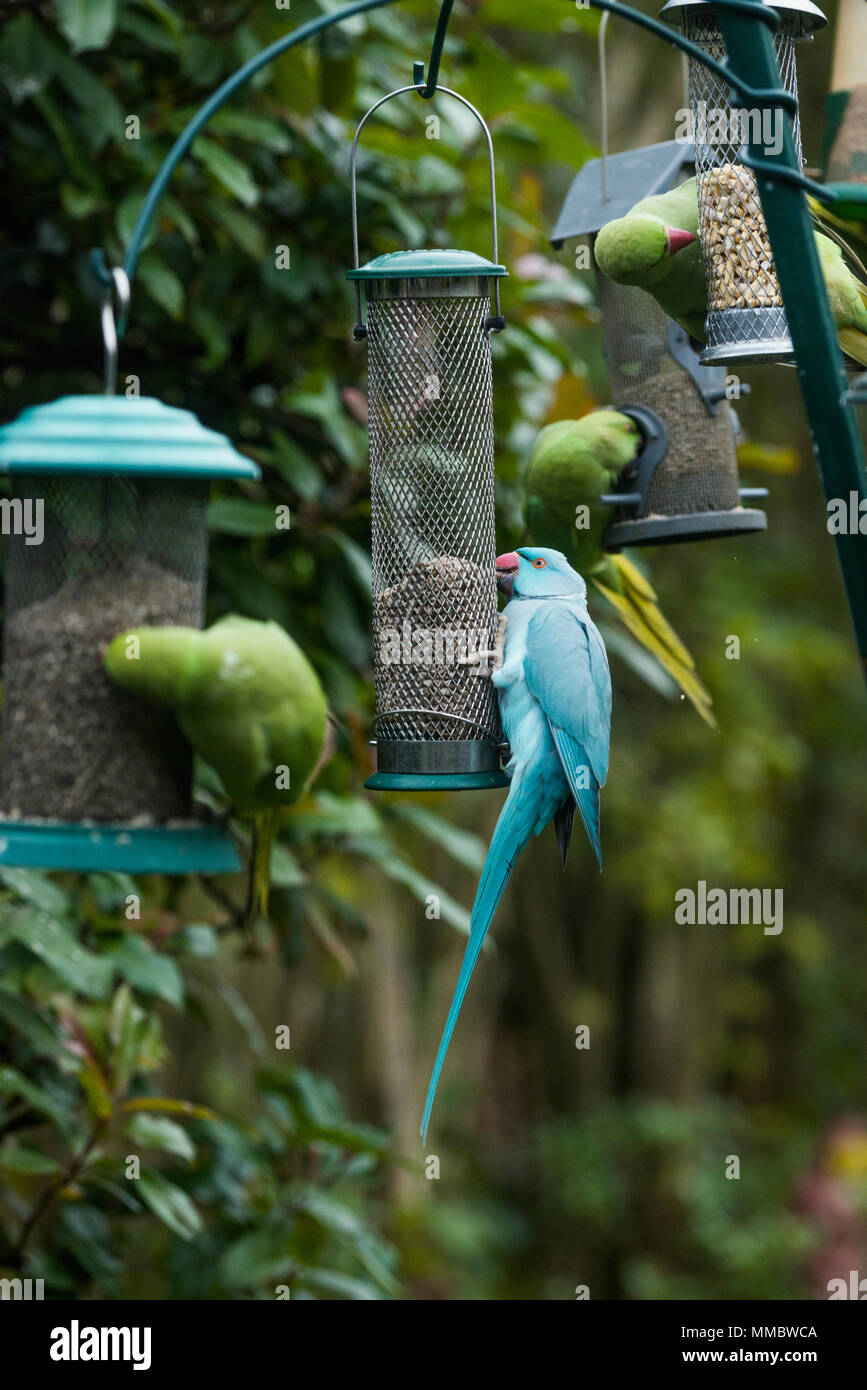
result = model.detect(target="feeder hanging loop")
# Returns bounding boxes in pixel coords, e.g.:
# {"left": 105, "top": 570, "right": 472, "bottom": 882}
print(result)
{"left": 349, "top": 83, "right": 504, "bottom": 336}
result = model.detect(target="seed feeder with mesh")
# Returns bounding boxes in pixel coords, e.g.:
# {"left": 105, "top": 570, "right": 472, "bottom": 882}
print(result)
{"left": 348, "top": 86, "right": 508, "bottom": 791}
{"left": 0, "top": 270, "right": 259, "bottom": 872}
{"left": 661, "top": 0, "right": 827, "bottom": 365}
{"left": 552, "top": 141, "right": 767, "bottom": 545}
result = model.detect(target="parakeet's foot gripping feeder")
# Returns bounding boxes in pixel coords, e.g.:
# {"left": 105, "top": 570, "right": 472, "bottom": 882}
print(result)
{"left": 552, "top": 143, "right": 767, "bottom": 546}
{"left": 349, "top": 85, "right": 508, "bottom": 791}
{"left": 0, "top": 281, "right": 259, "bottom": 871}
{"left": 661, "top": 0, "right": 826, "bottom": 366}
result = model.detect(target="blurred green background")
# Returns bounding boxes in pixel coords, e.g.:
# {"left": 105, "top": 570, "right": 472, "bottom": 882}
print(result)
{"left": 0, "top": 0, "right": 865, "bottom": 1300}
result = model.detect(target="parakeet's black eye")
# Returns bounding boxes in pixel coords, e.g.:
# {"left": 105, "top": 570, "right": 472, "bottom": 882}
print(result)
{"left": 532, "top": 557, "right": 547, "bottom": 569}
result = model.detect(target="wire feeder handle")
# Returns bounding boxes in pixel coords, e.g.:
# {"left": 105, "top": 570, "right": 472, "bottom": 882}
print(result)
{"left": 350, "top": 84, "right": 503, "bottom": 334}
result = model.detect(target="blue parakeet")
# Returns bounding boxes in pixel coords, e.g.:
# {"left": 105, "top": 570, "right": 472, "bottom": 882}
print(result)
{"left": 104, "top": 615, "right": 328, "bottom": 926}
{"left": 420, "top": 547, "right": 611, "bottom": 1142}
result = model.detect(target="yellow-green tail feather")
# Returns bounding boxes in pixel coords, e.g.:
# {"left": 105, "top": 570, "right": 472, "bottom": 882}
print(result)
{"left": 595, "top": 554, "right": 716, "bottom": 728}
{"left": 244, "top": 808, "right": 277, "bottom": 931}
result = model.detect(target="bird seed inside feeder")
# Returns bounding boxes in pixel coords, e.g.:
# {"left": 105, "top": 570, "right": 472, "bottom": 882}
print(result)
{"left": 701, "top": 163, "right": 784, "bottom": 313}
{"left": 373, "top": 554, "right": 498, "bottom": 742}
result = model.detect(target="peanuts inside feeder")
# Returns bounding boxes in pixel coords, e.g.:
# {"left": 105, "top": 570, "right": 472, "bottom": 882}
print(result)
{"left": 349, "top": 83, "right": 509, "bottom": 791}
{"left": 0, "top": 394, "right": 259, "bottom": 873}
{"left": 661, "top": 0, "right": 828, "bottom": 365}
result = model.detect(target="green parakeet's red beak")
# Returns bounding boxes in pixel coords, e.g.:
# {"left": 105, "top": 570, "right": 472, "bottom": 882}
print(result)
{"left": 496, "top": 551, "right": 520, "bottom": 597}
{"left": 666, "top": 226, "right": 696, "bottom": 255}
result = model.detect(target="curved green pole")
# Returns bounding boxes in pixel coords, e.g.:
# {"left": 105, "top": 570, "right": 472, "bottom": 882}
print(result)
{"left": 120, "top": 0, "right": 405, "bottom": 321}
{"left": 120, "top": 0, "right": 828, "bottom": 316}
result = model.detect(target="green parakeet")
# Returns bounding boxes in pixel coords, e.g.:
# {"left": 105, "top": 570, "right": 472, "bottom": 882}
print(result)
{"left": 525, "top": 410, "right": 716, "bottom": 727}
{"left": 594, "top": 176, "right": 867, "bottom": 366}
{"left": 104, "top": 615, "right": 328, "bottom": 925}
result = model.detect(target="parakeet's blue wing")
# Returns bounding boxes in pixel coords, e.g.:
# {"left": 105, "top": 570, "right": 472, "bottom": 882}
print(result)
{"left": 522, "top": 605, "right": 611, "bottom": 866}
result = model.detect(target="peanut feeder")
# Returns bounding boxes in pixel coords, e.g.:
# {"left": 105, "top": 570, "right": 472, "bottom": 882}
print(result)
{"left": 661, "top": 0, "right": 827, "bottom": 365}
{"left": 349, "top": 85, "right": 508, "bottom": 790}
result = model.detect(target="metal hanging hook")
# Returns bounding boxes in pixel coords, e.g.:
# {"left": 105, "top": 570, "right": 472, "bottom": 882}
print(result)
{"left": 412, "top": 0, "right": 455, "bottom": 99}
{"left": 599, "top": 13, "right": 611, "bottom": 204}
{"left": 100, "top": 267, "right": 131, "bottom": 396}
{"left": 349, "top": 83, "right": 503, "bottom": 335}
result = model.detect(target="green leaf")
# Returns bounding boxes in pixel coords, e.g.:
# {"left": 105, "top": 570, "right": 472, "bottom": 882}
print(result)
{"left": 0, "top": 1144, "right": 60, "bottom": 1176}
{"left": 350, "top": 838, "right": 472, "bottom": 938}
{"left": 209, "top": 200, "right": 266, "bottom": 261}
{"left": 194, "top": 136, "right": 259, "bottom": 207}
{"left": 121, "top": 1097, "right": 216, "bottom": 1120}
{"left": 200, "top": 109, "right": 291, "bottom": 153}
{"left": 285, "top": 375, "right": 365, "bottom": 468}
{"left": 137, "top": 1170, "right": 203, "bottom": 1240}
{"left": 220, "top": 1225, "right": 294, "bottom": 1288}
{"left": 0, "top": 14, "right": 56, "bottom": 105}
{"left": 0, "top": 1066, "right": 72, "bottom": 1135}
{"left": 0, "top": 867, "right": 69, "bottom": 915}
{"left": 107, "top": 936, "right": 185, "bottom": 1006}
{"left": 131, "top": 0, "right": 182, "bottom": 37}
{"left": 136, "top": 253, "right": 184, "bottom": 320}
{"left": 288, "top": 792, "right": 383, "bottom": 841}
{"left": 171, "top": 924, "right": 219, "bottom": 958}
{"left": 267, "top": 433, "right": 323, "bottom": 502}
{"left": 294, "top": 1268, "right": 382, "bottom": 1300}
{"left": 328, "top": 530, "right": 372, "bottom": 594}
{"left": 55, "top": 0, "right": 119, "bottom": 53}
{"left": 125, "top": 1115, "right": 196, "bottom": 1162}
{"left": 0, "top": 987, "right": 64, "bottom": 1056}
{"left": 108, "top": 984, "right": 163, "bottom": 1092}
{"left": 0, "top": 909, "right": 113, "bottom": 998}
{"left": 270, "top": 844, "right": 306, "bottom": 889}
{"left": 207, "top": 498, "right": 277, "bottom": 536}
{"left": 386, "top": 803, "right": 487, "bottom": 873}
{"left": 294, "top": 1188, "right": 398, "bottom": 1292}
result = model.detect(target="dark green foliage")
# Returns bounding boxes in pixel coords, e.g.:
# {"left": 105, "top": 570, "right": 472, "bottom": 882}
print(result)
{"left": 1, "top": 0, "right": 865, "bottom": 1302}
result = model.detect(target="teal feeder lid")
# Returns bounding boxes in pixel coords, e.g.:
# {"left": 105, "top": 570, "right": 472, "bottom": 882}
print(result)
{"left": 0, "top": 393, "right": 257, "bottom": 874}
{"left": 0, "top": 394, "right": 260, "bottom": 478}
{"left": 348, "top": 248, "right": 507, "bottom": 281}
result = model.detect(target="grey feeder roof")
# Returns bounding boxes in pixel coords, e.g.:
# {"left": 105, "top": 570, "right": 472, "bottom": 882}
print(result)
{"left": 550, "top": 140, "right": 695, "bottom": 247}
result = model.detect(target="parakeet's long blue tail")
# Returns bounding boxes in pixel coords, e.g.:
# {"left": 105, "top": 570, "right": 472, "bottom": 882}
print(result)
{"left": 420, "top": 779, "right": 536, "bottom": 1143}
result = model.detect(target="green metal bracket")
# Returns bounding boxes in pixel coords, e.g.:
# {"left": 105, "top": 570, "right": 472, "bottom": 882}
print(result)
{"left": 413, "top": 0, "right": 455, "bottom": 97}
{"left": 821, "top": 183, "right": 867, "bottom": 222}
{"left": 712, "top": 0, "right": 867, "bottom": 672}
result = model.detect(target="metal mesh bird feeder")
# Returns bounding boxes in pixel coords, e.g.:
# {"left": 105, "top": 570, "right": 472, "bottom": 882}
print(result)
{"left": 661, "top": 0, "right": 827, "bottom": 365}
{"left": 551, "top": 141, "right": 767, "bottom": 544}
{"left": 349, "top": 86, "right": 508, "bottom": 791}
{"left": 0, "top": 393, "right": 259, "bottom": 872}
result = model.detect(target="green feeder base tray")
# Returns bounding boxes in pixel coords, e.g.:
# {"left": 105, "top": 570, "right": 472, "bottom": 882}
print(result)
{"left": 0, "top": 822, "right": 242, "bottom": 874}
{"left": 365, "top": 770, "right": 509, "bottom": 792}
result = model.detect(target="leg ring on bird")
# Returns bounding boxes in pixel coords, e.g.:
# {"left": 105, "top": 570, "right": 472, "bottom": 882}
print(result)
{"left": 349, "top": 85, "right": 509, "bottom": 791}
{"left": 661, "top": 0, "right": 827, "bottom": 365}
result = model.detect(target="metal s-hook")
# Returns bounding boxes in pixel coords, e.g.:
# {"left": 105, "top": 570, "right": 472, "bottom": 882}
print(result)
{"left": 350, "top": 83, "right": 503, "bottom": 335}
{"left": 100, "top": 267, "right": 131, "bottom": 396}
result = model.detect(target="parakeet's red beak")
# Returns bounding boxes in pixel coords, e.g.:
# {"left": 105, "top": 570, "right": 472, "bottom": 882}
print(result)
{"left": 666, "top": 226, "right": 696, "bottom": 255}
{"left": 496, "top": 550, "right": 520, "bottom": 596}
